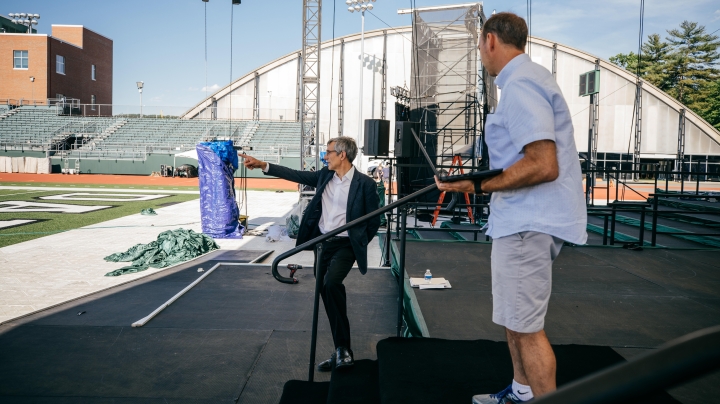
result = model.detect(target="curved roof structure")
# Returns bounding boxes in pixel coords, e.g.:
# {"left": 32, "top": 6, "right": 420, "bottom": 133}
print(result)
{"left": 183, "top": 26, "right": 720, "bottom": 158}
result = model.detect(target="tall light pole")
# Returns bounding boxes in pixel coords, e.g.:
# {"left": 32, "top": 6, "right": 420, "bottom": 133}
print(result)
{"left": 29, "top": 76, "right": 34, "bottom": 105}
{"left": 9, "top": 13, "right": 40, "bottom": 34}
{"left": 136, "top": 81, "right": 144, "bottom": 118}
{"left": 348, "top": 0, "right": 376, "bottom": 167}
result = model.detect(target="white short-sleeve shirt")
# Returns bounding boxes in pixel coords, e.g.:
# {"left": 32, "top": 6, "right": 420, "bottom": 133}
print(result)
{"left": 485, "top": 53, "right": 587, "bottom": 244}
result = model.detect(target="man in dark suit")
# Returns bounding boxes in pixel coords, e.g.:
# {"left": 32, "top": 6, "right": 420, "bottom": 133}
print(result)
{"left": 241, "top": 136, "right": 381, "bottom": 371}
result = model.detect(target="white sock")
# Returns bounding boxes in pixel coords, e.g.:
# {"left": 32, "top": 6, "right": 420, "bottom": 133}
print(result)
{"left": 512, "top": 379, "right": 534, "bottom": 401}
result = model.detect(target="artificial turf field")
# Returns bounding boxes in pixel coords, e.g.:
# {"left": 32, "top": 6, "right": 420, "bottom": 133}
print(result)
{"left": 0, "top": 173, "right": 298, "bottom": 248}
{"left": 0, "top": 185, "right": 199, "bottom": 248}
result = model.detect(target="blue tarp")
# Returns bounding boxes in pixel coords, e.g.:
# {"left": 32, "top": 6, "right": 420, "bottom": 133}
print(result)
{"left": 197, "top": 141, "right": 244, "bottom": 238}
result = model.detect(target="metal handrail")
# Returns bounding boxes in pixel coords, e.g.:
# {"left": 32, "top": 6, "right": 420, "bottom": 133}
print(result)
{"left": 533, "top": 325, "right": 720, "bottom": 404}
{"left": 270, "top": 183, "right": 438, "bottom": 284}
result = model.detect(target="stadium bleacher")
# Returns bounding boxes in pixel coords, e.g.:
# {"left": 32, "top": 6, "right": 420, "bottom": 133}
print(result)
{"left": 0, "top": 106, "right": 301, "bottom": 161}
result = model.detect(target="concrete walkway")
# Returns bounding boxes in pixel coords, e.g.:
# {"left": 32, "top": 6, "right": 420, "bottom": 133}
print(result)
{"left": 0, "top": 189, "right": 383, "bottom": 324}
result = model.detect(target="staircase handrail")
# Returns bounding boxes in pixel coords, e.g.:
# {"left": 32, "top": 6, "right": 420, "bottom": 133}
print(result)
{"left": 533, "top": 325, "right": 720, "bottom": 404}
{"left": 270, "top": 182, "right": 438, "bottom": 284}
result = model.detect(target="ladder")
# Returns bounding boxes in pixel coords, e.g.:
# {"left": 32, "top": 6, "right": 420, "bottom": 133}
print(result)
{"left": 431, "top": 154, "right": 473, "bottom": 226}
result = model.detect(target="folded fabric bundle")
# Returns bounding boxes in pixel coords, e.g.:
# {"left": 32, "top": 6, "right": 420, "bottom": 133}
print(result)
{"left": 104, "top": 228, "right": 219, "bottom": 276}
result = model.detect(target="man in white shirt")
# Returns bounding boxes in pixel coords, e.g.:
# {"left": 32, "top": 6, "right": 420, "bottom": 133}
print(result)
{"left": 436, "top": 12, "right": 586, "bottom": 404}
{"left": 241, "top": 137, "right": 381, "bottom": 372}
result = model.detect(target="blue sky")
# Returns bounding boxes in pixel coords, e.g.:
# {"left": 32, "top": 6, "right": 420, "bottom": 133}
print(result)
{"left": 4, "top": 0, "right": 719, "bottom": 110}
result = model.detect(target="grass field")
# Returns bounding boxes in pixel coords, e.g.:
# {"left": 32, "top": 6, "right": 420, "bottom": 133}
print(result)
{"left": 0, "top": 187, "right": 199, "bottom": 248}
{"left": 0, "top": 182, "right": 199, "bottom": 191}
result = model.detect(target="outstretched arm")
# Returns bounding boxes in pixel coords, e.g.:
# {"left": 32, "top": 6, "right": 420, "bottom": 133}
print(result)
{"left": 240, "top": 154, "right": 321, "bottom": 188}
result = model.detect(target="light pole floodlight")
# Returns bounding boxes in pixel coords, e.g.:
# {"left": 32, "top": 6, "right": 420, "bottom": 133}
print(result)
{"left": 136, "top": 81, "right": 144, "bottom": 90}
{"left": 367, "top": 3, "right": 373, "bottom": 10}
{"left": 348, "top": 7, "right": 354, "bottom": 12}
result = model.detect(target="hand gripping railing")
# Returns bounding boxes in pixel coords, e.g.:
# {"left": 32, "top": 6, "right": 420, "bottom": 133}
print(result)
{"left": 533, "top": 325, "right": 720, "bottom": 404}
{"left": 270, "top": 183, "right": 438, "bottom": 381}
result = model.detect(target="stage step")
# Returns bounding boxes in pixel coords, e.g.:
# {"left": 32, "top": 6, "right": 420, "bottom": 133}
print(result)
{"left": 278, "top": 380, "right": 329, "bottom": 404}
{"left": 277, "top": 360, "right": 380, "bottom": 404}
{"left": 327, "top": 360, "right": 381, "bottom": 403}
{"left": 375, "top": 337, "right": 680, "bottom": 404}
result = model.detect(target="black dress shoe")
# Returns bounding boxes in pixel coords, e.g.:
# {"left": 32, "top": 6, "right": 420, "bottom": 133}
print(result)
{"left": 335, "top": 347, "right": 354, "bottom": 369}
{"left": 317, "top": 353, "right": 336, "bottom": 372}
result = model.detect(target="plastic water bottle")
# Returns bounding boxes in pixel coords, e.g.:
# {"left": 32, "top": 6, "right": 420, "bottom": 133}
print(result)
{"left": 424, "top": 269, "right": 432, "bottom": 283}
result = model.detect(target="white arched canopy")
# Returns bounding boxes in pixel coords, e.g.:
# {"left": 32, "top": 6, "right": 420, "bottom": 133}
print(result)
{"left": 183, "top": 27, "right": 720, "bottom": 171}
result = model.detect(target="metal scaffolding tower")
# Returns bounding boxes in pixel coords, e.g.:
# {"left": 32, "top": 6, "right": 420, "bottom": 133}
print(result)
{"left": 300, "top": 0, "right": 322, "bottom": 171}
{"left": 676, "top": 108, "right": 686, "bottom": 177}
{"left": 633, "top": 81, "right": 643, "bottom": 179}
{"left": 402, "top": 3, "right": 484, "bottom": 170}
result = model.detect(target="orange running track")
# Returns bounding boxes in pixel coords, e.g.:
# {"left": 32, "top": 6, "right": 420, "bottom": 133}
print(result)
{"left": 0, "top": 173, "right": 298, "bottom": 191}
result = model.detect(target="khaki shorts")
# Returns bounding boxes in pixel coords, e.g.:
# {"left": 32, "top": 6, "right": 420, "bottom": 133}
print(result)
{"left": 491, "top": 231, "right": 563, "bottom": 333}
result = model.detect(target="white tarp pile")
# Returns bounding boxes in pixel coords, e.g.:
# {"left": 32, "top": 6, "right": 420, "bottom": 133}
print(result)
{"left": 0, "top": 156, "right": 51, "bottom": 174}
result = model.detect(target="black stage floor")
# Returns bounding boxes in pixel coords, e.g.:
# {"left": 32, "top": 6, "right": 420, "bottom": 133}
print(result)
{"left": 396, "top": 240, "right": 720, "bottom": 404}
{"left": 3, "top": 242, "right": 720, "bottom": 403}
{"left": 0, "top": 248, "right": 398, "bottom": 403}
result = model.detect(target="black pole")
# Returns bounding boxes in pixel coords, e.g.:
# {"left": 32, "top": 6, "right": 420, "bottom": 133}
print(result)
{"left": 651, "top": 194, "right": 659, "bottom": 246}
{"left": 396, "top": 207, "right": 407, "bottom": 338}
{"left": 612, "top": 167, "right": 617, "bottom": 202}
{"left": 610, "top": 204, "right": 616, "bottom": 246}
{"left": 654, "top": 164, "right": 658, "bottom": 193}
{"left": 639, "top": 206, "right": 646, "bottom": 246}
{"left": 308, "top": 243, "right": 324, "bottom": 382}
{"left": 382, "top": 212, "right": 392, "bottom": 267}
{"left": 602, "top": 214, "right": 608, "bottom": 246}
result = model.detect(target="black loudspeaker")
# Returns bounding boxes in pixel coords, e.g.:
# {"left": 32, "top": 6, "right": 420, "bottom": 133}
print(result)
{"left": 363, "top": 119, "right": 390, "bottom": 156}
{"left": 394, "top": 121, "right": 420, "bottom": 158}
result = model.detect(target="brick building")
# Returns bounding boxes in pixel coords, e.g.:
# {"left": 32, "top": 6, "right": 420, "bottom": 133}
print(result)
{"left": 0, "top": 17, "right": 112, "bottom": 113}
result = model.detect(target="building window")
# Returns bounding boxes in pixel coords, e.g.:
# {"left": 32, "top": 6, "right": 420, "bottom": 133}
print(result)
{"left": 13, "top": 50, "right": 28, "bottom": 69}
{"left": 91, "top": 95, "right": 96, "bottom": 110}
{"left": 91, "top": 64, "right": 96, "bottom": 80}
{"left": 56, "top": 55, "right": 65, "bottom": 74}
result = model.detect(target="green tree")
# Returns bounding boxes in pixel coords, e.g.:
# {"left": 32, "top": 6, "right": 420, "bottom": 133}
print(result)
{"left": 640, "top": 33, "right": 672, "bottom": 91}
{"left": 609, "top": 51, "right": 639, "bottom": 72}
{"left": 665, "top": 21, "right": 720, "bottom": 113}
{"left": 702, "top": 80, "right": 720, "bottom": 131}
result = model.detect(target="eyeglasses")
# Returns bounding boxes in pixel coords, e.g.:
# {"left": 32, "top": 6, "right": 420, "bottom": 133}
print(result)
{"left": 325, "top": 150, "right": 340, "bottom": 155}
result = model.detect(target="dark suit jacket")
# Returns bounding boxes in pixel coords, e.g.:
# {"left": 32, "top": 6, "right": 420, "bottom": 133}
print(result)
{"left": 265, "top": 164, "right": 381, "bottom": 274}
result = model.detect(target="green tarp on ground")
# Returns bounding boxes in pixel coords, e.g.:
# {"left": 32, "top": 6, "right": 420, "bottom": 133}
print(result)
{"left": 104, "top": 229, "right": 219, "bottom": 276}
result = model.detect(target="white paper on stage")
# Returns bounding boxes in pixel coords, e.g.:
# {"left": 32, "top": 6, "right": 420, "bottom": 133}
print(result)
{"left": 409, "top": 277, "right": 452, "bottom": 289}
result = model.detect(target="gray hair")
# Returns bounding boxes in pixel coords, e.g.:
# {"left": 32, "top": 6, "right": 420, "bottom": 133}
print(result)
{"left": 327, "top": 136, "right": 358, "bottom": 163}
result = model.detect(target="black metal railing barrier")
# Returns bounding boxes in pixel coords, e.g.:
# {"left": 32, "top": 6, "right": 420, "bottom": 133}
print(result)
{"left": 650, "top": 192, "right": 720, "bottom": 246}
{"left": 533, "top": 325, "right": 720, "bottom": 404}
{"left": 270, "top": 182, "right": 438, "bottom": 381}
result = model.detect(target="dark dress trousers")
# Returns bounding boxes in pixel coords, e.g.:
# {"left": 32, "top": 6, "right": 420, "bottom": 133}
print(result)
{"left": 265, "top": 163, "right": 381, "bottom": 348}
